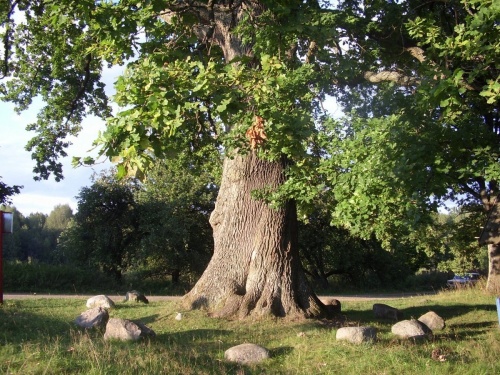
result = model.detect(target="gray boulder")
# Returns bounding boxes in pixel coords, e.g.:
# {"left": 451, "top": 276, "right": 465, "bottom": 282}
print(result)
{"left": 124, "top": 290, "right": 149, "bottom": 304}
{"left": 373, "top": 303, "right": 403, "bottom": 320}
{"left": 391, "top": 319, "right": 433, "bottom": 340}
{"left": 224, "top": 343, "right": 270, "bottom": 364}
{"left": 74, "top": 307, "right": 109, "bottom": 329}
{"left": 418, "top": 311, "right": 445, "bottom": 331}
{"left": 86, "top": 295, "right": 115, "bottom": 310}
{"left": 103, "top": 318, "right": 156, "bottom": 341}
{"left": 336, "top": 326, "right": 377, "bottom": 344}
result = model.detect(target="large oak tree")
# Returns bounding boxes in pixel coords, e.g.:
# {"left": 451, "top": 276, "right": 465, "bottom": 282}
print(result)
{"left": 2, "top": 0, "right": 499, "bottom": 317}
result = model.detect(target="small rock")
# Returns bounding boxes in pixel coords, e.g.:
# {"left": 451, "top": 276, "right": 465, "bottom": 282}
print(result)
{"left": 391, "top": 319, "right": 432, "bottom": 340}
{"left": 175, "top": 312, "right": 182, "bottom": 321}
{"left": 74, "top": 307, "right": 109, "bottom": 329}
{"left": 373, "top": 303, "right": 403, "bottom": 320}
{"left": 431, "top": 348, "right": 448, "bottom": 362}
{"left": 336, "top": 326, "right": 377, "bottom": 344}
{"left": 224, "top": 343, "right": 270, "bottom": 364}
{"left": 86, "top": 295, "right": 115, "bottom": 310}
{"left": 103, "top": 318, "right": 156, "bottom": 341}
{"left": 323, "top": 298, "right": 342, "bottom": 315}
{"left": 418, "top": 311, "right": 445, "bottom": 331}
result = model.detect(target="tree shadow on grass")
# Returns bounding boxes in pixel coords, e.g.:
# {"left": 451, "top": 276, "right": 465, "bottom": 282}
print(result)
{"left": 342, "top": 303, "right": 495, "bottom": 321}
{"left": 0, "top": 308, "right": 75, "bottom": 346}
{"left": 269, "top": 346, "right": 294, "bottom": 358}
{"left": 155, "top": 329, "right": 281, "bottom": 374}
{"left": 400, "top": 304, "right": 496, "bottom": 321}
{"left": 128, "top": 313, "right": 160, "bottom": 325}
{"left": 156, "top": 328, "right": 232, "bottom": 345}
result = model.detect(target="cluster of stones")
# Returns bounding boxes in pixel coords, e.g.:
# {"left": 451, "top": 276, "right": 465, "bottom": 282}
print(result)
{"left": 335, "top": 303, "right": 446, "bottom": 344}
{"left": 75, "top": 294, "right": 446, "bottom": 365}
{"left": 74, "top": 291, "right": 155, "bottom": 341}
{"left": 73, "top": 291, "right": 270, "bottom": 364}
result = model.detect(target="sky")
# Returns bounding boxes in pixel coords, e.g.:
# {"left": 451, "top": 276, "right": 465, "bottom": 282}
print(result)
{"left": 0, "top": 102, "right": 112, "bottom": 216}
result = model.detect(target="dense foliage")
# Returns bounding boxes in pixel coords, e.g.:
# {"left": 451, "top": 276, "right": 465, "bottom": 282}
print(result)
{"left": 57, "top": 172, "right": 141, "bottom": 281}
{"left": 134, "top": 156, "right": 219, "bottom": 283}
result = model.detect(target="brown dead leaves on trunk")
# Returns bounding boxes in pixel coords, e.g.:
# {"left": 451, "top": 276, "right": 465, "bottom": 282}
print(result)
{"left": 246, "top": 115, "right": 267, "bottom": 149}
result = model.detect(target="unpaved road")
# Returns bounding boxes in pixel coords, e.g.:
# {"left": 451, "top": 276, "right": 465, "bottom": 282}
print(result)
{"left": 3, "top": 292, "right": 436, "bottom": 303}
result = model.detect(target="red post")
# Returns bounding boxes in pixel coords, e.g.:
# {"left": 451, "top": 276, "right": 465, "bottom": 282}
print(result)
{"left": 0, "top": 211, "right": 4, "bottom": 304}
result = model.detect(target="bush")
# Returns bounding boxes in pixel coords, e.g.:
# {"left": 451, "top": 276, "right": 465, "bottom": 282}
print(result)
{"left": 403, "top": 270, "right": 452, "bottom": 291}
{"left": 2, "top": 262, "right": 194, "bottom": 295}
{"left": 3, "top": 262, "right": 120, "bottom": 294}
{"left": 121, "top": 269, "right": 193, "bottom": 295}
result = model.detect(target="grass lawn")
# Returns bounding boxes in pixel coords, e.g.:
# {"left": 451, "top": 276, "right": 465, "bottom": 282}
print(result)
{"left": 1, "top": 287, "right": 499, "bottom": 374}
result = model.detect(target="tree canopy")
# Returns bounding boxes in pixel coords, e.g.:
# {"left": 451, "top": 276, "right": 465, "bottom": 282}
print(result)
{"left": 2, "top": 1, "right": 497, "bottom": 229}
{"left": 2, "top": 0, "right": 499, "bottom": 314}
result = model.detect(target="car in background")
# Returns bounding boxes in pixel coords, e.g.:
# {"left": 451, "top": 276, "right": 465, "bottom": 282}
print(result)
{"left": 447, "top": 273, "right": 481, "bottom": 287}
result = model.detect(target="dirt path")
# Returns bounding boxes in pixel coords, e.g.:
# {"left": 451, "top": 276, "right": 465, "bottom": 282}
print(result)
{"left": 3, "top": 292, "right": 436, "bottom": 303}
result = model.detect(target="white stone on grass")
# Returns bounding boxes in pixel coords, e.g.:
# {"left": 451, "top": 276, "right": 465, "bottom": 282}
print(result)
{"left": 86, "top": 295, "right": 115, "bottom": 309}
{"left": 336, "top": 326, "right": 377, "bottom": 344}
{"left": 391, "top": 319, "right": 432, "bottom": 340}
{"left": 418, "top": 311, "right": 445, "bottom": 331}
{"left": 224, "top": 343, "right": 270, "bottom": 364}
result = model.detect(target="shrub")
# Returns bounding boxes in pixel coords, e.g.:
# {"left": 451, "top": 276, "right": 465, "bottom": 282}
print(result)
{"left": 3, "top": 262, "right": 120, "bottom": 294}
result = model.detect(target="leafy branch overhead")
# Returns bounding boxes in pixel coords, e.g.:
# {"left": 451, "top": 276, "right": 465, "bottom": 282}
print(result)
{"left": 1, "top": 0, "right": 499, "bottom": 243}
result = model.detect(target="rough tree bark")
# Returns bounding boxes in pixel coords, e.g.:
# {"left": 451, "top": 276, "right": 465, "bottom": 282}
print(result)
{"left": 182, "top": 152, "right": 327, "bottom": 318}
{"left": 478, "top": 193, "right": 500, "bottom": 294}
{"left": 487, "top": 244, "right": 500, "bottom": 294}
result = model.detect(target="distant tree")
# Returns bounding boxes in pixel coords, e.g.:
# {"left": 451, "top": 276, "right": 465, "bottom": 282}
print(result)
{"left": 15, "top": 212, "right": 49, "bottom": 262}
{"left": 411, "top": 207, "right": 486, "bottom": 274}
{"left": 58, "top": 171, "right": 140, "bottom": 281}
{"left": 299, "top": 207, "right": 426, "bottom": 290}
{"left": 42, "top": 204, "right": 74, "bottom": 262}
{"left": 45, "top": 204, "right": 73, "bottom": 231}
{"left": 135, "top": 154, "right": 220, "bottom": 283}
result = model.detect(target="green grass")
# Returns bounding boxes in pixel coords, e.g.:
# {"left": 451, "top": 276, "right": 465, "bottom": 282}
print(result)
{"left": 1, "top": 287, "right": 499, "bottom": 374}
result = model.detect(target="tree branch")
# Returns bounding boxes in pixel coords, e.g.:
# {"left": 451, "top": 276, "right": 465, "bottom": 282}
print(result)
{"left": 363, "top": 70, "right": 419, "bottom": 86}
{"left": 65, "top": 53, "right": 92, "bottom": 128}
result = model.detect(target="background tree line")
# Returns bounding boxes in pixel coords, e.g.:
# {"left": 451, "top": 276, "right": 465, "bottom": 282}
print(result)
{"left": 1, "top": 160, "right": 487, "bottom": 294}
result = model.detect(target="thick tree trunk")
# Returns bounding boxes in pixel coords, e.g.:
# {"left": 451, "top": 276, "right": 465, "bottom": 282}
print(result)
{"left": 478, "top": 192, "right": 500, "bottom": 294}
{"left": 487, "top": 244, "right": 500, "bottom": 294}
{"left": 182, "top": 152, "right": 327, "bottom": 318}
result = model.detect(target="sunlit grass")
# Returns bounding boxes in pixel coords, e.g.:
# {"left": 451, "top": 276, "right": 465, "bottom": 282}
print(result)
{"left": 1, "top": 287, "right": 499, "bottom": 374}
